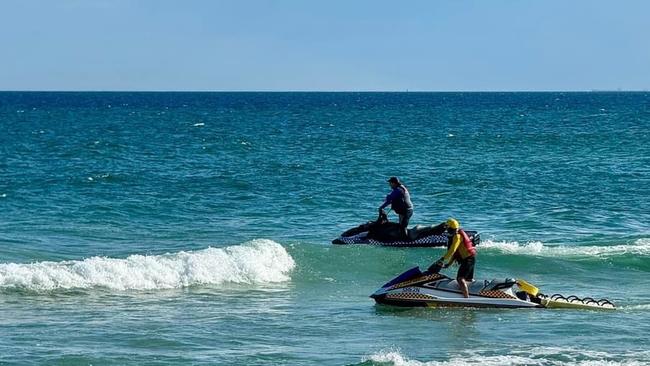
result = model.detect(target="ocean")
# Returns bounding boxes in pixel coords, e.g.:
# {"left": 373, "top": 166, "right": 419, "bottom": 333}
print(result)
{"left": 1, "top": 92, "right": 649, "bottom": 365}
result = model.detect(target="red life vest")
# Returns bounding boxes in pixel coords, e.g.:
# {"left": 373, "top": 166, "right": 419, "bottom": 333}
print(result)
{"left": 459, "top": 229, "right": 476, "bottom": 257}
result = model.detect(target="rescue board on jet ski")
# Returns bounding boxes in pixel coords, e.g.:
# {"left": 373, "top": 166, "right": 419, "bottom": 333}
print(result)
{"left": 539, "top": 295, "right": 616, "bottom": 310}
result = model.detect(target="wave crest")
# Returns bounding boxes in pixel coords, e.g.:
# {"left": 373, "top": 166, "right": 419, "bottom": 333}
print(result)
{"left": 362, "top": 349, "right": 648, "bottom": 366}
{"left": 0, "top": 239, "right": 295, "bottom": 291}
{"left": 363, "top": 351, "right": 539, "bottom": 366}
{"left": 480, "top": 238, "right": 650, "bottom": 258}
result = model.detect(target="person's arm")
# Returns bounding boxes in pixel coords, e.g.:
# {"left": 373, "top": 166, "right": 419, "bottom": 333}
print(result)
{"left": 440, "top": 234, "right": 461, "bottom": 266}
{"left": 379, "top": 188, "right": 400, "bottom": 210}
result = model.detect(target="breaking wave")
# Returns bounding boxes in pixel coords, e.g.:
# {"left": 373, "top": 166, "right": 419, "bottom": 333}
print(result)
{"left": 360, "top": 348, "right": 648, "bottom": 366}
{"left": 479, "top": 238, "right": 650, "bottom": 258}
{"left": 0, "top": 239, "right": 295, "bottom": 291}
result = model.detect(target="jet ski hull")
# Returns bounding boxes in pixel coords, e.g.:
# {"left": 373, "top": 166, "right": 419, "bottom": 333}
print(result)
{"left": 333, "top": 220, "right": 480, "bottom": 248}
{"left": 371, "top": 270, "right": 541, "bottom": 309}
{"left": 333, "top": 234, "right": 453, "bottom": 247}
{"left": 372, "top": 290, "right": 541, "bottom": 309}
{"left": 371, "top": 267, "right": 615, "bottom": 310}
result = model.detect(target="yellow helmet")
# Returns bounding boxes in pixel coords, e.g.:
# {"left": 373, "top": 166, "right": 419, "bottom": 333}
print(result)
{"left": 446, "top": 218, "right": 460, "bottom": 230}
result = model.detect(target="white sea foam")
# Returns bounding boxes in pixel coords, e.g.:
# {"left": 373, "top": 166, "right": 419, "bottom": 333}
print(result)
{"left": 479, "top": 238, "right": 650, "bottom": 258}
{"left": 364, "top": 351, "right": 535, "bottom": 366}
{"left": 363, "top": 349, "right": 646, "bottom": 366}
{"left": 622, "top": 304, "right": 650, "bottom": 310}
{"left": 0, "top": 239, "right": 295, "bottom": 291}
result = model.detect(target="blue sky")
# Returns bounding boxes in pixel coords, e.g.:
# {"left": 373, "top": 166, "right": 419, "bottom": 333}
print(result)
{"left": 1, "top": 0, "right": 649, "bottom": 91}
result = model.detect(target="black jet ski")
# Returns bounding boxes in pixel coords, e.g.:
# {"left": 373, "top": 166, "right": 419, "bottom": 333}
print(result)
{"left": 371, "top": 267, "right": 616, "bottom": 309}
{"left": 332, "top": 213, "right": 480, "bottom": 247}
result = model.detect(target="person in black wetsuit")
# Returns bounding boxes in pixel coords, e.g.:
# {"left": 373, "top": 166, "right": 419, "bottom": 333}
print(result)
{"left": 379, "top": 177, "right": 414, "bottom": 240}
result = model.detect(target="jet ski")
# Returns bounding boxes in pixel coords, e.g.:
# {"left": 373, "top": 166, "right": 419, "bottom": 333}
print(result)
{"left": 332, "top": 212, "right": 480, "bottom": 247}
{"left": 371, "top": 267, "right": 616, "bottom": 310}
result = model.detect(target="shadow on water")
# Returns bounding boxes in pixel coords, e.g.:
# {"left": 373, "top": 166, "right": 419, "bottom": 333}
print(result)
{"left": 372, "top": 304, "right": 483, "bottom": 337}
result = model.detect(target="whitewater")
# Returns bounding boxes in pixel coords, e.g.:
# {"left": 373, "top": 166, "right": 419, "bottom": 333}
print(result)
{"left": 0, "top": 240, "right": 294, "bottom": 291}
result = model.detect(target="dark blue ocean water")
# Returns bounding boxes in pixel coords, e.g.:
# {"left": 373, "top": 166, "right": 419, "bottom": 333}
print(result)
{"left": 1, "top": 92, "right": 649, "bottom": 365}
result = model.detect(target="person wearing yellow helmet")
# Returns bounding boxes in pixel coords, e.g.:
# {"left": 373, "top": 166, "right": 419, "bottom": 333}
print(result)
{"left": 427, "top": 218, "right": 477, "bottom": 298}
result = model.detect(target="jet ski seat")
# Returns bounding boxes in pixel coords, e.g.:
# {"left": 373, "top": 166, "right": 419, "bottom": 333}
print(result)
{"left": 430, "top": 279, "right": 491, "bottom": 295}
{"left": 407, "top": 223, "right": 447, "bottom": 241}
{"left": 467, "top": 280, "right": 491, "bottom": 294}
{"left": 407, "top": 225, "right": 427, "bottom": 241}
{"left": 484, "top": 278, "right": 517, "bottom": 291}
{"left": 432, "top": 279, "right": 519, "bottom": 296}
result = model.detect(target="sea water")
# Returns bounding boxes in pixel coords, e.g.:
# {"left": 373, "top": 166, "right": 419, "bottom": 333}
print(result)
{"left": 1, "top": 92, "right": 649, "bottom": 365}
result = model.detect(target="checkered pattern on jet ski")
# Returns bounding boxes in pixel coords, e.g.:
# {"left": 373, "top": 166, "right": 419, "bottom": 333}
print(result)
{"left": 386, "top": 292, "right": 434, "bottom": 301}
{"left": 478, "top": 290, "right": 516, "bottom": 299}
{"left": 368, "top": 235, "right": 448, "bottom": 246}
{"left": 336, "top": 234, "right": 364, "bottom": 244}
{"left": 388, "top": 273, "right": 446, "bottom": 290}
{"left": 337, "top": 234, "right": 448, "bottom": 246}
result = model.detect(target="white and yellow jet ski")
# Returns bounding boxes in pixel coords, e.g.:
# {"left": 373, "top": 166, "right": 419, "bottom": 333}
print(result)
{"left": 371, "top": 267, "right": 615, "bottom": 310}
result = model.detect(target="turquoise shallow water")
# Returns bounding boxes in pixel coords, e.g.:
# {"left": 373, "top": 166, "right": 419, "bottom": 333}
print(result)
{"left": 1, "top": 92, "right": 649, "bottom": 365}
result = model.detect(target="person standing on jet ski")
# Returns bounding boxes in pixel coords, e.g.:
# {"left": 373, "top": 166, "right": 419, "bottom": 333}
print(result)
{"left": 379, "top": 177, "right": 413, "bottom": 240}
{"left": 429, "top": 218, "right": 476, "bottom": 298}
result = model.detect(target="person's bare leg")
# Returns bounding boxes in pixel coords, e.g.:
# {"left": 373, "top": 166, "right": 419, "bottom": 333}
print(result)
{"left": 458, "top": 278, "right": 469, "bottom": 298}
